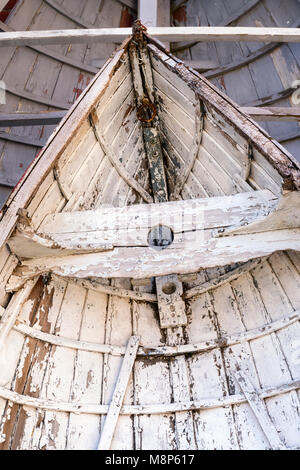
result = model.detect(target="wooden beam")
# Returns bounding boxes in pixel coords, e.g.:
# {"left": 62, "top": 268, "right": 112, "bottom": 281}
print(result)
{"left": 234, "top": 369, "right": 286, "bottom": 450}
{"left": 7, "top": 190, "right": 278, "bottom": 259}
{"left": 97, "top": 336, "right": 139, "bottom": 450}
{"left": 13, "top": 191, "right": 300, "bottom": 280}
{"left": 226, "top": 191, "right": 300, "bottom": 235}
{"left": 16, "top": 228, "right": 300, "bottom": 280}
{"left": 2, "top": 27, "right": 300, "bottom": 47}
{"left": 9, "top": 308, "right": 300, "bottom": 359}
{"left": 241, "top": 107, "right": 300, "bottom": 121}
{"left": 0, "top": 111, "right": 66, "bottom": 127}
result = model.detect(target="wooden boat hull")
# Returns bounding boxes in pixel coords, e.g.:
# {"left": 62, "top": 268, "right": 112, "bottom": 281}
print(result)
{"left": 0, "top": 25, "right": 300, "bottom": 450}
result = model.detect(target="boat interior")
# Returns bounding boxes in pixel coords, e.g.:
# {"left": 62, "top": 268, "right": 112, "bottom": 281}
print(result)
{"left": 0, "top": 0, "right": 299, "bottom": 451}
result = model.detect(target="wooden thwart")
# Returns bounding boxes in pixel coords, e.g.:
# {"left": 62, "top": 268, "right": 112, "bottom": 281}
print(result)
{"left": 7, "top": 190, "right": 279, "bottom": 259}
{"left": 97, "top": 336, "right": 139, "bottom": 450}
{"left": 16, "top": 228, "right": 300, "bottom": 279}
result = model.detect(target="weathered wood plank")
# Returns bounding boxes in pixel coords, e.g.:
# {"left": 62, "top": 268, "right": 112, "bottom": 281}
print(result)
{"left": 0, "top": 278, "right": 39, "bottom": 351}
{"left": 17, "top": 227, "right": 300, "bottom": 280}
{"left": 38, "top": 282, "right": 86, "bottom": 449}
{"left": 100, "top": 280, "right": 135, "bottom": 450}
{"left": 7, "top": 190, "right": 278, "bottom": 259}
{"left": 40, "top": 190, "right": 277, "bottom": 235}
{"left": 2, "top": 27, "right": 300, "bottom": 47}
{"left": 66, "top": 289, "right": 107, "bottom": 450}
{"left": 98, "top": 336, "right": 139, "bottom": 450}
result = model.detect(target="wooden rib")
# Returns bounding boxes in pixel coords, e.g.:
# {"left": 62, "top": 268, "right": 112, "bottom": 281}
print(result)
{"left": 184, "top": 258, "right": 266, "bottom": 299}
{"left": 244, "top": 88, "right": 294, "bottom": 108}
{"left": 203, "top": 16, "right": 300, "bottom": 79}
{"left": 204, "top": 43, "right": 279, "bottom": 79}
{"left": 0, "top": 277, "right": 39, "bottom": 350}
{"left": 97, "top": 336, "right": 139, "bottom": 450}
{"left": 62, "top": 277, "right": 157, "bottom": 303}
{"left": 278, "top": 131, "right": 300, "bottom": 143}
{"left": 89, "top": 114, "right": 153, "bottom": 204}
{"left": 171, "top": 100, "right": 204, "bottom": 200}
{"left": 8, "top": 259, "right": 264, "bottom": 301}
{"left": 0, "top": 20, "right": 99, "bottom": 75}
{"left": 43, "top": 0, "right": 98, "bottom": 29}
{"left": 12, "top": 308, "right": 300, "bottom": 357}
{"left": 234, "top": 369, "right": 286, "bottom": 450}
{"left": 0, "top": 379, "right": 298, "bottom": 416}
{"left": 6, "top": 86, "right": 70, "bottom": 110}
{"left": 172, "top": 0, "right": 260, "bottom": 52}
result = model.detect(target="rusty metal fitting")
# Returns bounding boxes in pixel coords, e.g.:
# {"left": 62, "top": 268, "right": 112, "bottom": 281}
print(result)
{"left": 137, "top": 98, "right": 157, "bottom": 123}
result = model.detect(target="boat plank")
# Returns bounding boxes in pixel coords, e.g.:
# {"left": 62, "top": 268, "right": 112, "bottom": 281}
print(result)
{"left": 38, "top": 283, "right": 86, "bottom": 449}
{"left": 234, "top": 369, "right": 285, "bottom": 450}
{"left": 17, "top": 228, "right": 300, "bottom": 279}
{"left": 152, "top": 68, "right": 196, "bottom": 118}
{"left": 67, "top": 289, "right": 108, "bottom": 450}
{"left": 201, "top": 129, "right": 251, "bottom": 186}
{"left": 188, "top": 347, "right": 238, "bottom": 449}
{"left": 134, "top": 356, "right": 175, "bottom": 449}
{"left": 97, "top": 74, "right": 133, "bottom": 129}
{"left": 155, "top": 86, "right": 196, "bottom": 136}
{"left": 191, "top": 159, "right": 227, "bottom": 197}
{"left": 204, "top": 117, "right": 250, "bottom": 176}
{"left": 211, "top": 281, "right": 272, "bottom": 449}
{"left": 13, "top": 277, "right": 67, "bottom": 450}
{"left": 155, "top": 107, "right": 194, "bottom": 150}
{"left": 101, "top": 279, "right": 134, "bottom": 450}
{"left": 197, "top": 146, "right": 240, "bottom": 196}
{"left": 58, "top": 128, "right": 99, "bottom": 188}
{"left": 235, "top": 262, "right": 300, "bottom": 448}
